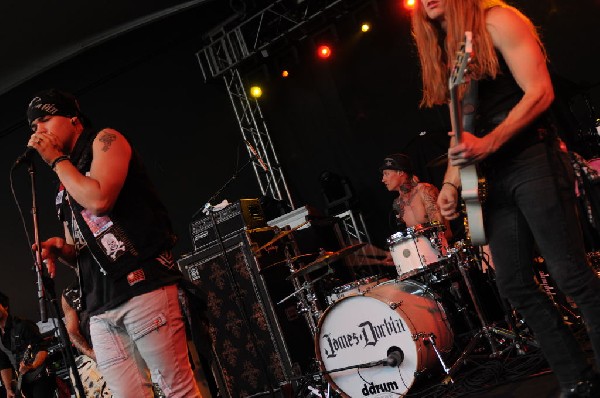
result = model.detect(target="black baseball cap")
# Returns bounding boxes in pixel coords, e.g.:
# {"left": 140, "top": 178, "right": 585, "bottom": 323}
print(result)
{"left": 379, "top": 153, "right": 413, "bottom": 174}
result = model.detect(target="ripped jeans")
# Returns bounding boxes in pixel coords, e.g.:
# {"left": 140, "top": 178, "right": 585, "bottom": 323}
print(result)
{"left": 90, "top": 284, "right": 201, "bottom": 398}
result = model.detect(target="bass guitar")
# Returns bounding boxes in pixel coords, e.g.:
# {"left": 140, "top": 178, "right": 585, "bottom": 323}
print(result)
{"left": 448, "top": 31, "right": 487, "bottom": 245}
{"left": 13, "top": 344, "right": 44, "bottom": 398}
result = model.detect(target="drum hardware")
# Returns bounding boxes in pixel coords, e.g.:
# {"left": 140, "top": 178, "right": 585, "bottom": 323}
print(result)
{"left": 252, "top": 219, "right": 311, "bottom": 255}
{"left": 415, "top": 333, "right": 452, "bottom": 376}
{"left": 279, "top": 247, "right": 331, "bottom": 335}
{"left": 258, "top": 252, "right": 317, "bottom": 273}
{"left": 444, "top": 248, "right": 538, "bottom": 381}
{"left": 325, "top": 274, "right": 388, "bottom": 306}
{"left": 286, "top": 243, "right": 366, "bottom": 280}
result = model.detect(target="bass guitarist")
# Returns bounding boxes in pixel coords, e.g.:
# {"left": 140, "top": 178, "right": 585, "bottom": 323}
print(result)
{"left": 0, "top": 291, "right": 54, "bottom": 398}
{"left": 411, "top": 1, "right": 600, "bottom": 396}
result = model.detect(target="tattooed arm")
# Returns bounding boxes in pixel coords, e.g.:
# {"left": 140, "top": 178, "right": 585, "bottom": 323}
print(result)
{"left": 420, "top": 183, "right": 453, "bottom": 241}
{"left": 61, "top": 296, "right": 96, "bottom": 361}
{"left": 54, "top": 128, "right": 132, "bottom": 215}
{"left": 420, "top": 183, "right": 443, "bottom": 223}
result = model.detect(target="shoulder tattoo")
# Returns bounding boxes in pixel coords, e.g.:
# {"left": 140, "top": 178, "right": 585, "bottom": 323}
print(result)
{"left": 99, "top": 131, "right": 117, "bottom": 152}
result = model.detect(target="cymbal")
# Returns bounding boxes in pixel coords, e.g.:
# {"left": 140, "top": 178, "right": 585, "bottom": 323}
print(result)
{"left": 287, "top": 243, "right": 366, "bottom": 279}
{"left": 259, "top": 253, "right": 317, "bottom": 273}
{"left": 426, "top": 152, "right": 448, "bottom": 167}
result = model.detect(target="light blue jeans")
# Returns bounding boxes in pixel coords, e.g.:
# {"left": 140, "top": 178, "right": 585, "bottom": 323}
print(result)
{"left": 90, "top": 284, "right": 201, "bottom": 398}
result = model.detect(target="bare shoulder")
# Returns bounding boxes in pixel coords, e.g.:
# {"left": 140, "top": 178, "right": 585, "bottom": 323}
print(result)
{"left": 94, "top": 128, "right": 130, "bottom": 153}
{"left": 485, "top": 6, "right": 534, "bottom": 45}
{"left": 418, "top": 182, "right": 440, "bottom": 196}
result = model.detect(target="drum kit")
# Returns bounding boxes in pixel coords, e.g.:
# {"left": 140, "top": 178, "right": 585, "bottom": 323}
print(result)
{"left": 277, "top": 221, "right": 538, "bottom": 397}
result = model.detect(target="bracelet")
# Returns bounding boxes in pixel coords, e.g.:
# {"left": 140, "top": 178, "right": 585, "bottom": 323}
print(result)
{"left": 442, "top": 181, "right": 460, "bottom": 191}
{"left": 51, "top": 155, "right": 70, "bottom": 170}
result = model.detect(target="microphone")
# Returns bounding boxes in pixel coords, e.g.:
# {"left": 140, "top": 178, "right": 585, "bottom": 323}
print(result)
{"left": 14, "top": 147, "right": 35, "bottom": 166}
{"left": 358, "top": 348, "right": 404, "bottom": 368}
{"left": 244, "top": 140, "right": 269, "bottom": 172}
{"left": 323, "top": 347, "right": 405, "bottom": 376}
{"left": 385, "top": 348, "right": 404, "bottom": 367}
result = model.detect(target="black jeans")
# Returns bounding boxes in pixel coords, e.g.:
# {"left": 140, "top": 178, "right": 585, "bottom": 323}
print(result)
{"left": 486, "top": 140, "right": 600, "bottom": 387}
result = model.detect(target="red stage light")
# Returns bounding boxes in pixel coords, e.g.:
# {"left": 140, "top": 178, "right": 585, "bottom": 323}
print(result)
{"left": 317, "top": 45, "right": 332, "bottom": 59}
{"left": 404, "top": 0, "right": 416, "bottom": 10}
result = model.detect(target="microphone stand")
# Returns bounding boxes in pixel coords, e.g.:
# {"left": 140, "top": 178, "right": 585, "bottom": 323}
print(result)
{"left": 191, "top": 156, "right": 254, "bottom": 220}
{"left": 25, "top": 159, "right": 86, "bottom": 398}
{"left": 28, "top": 161, "right": 46, "bottom": 322}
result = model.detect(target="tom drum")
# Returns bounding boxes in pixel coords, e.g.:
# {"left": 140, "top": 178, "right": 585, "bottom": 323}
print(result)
{"left": 387, "top": 223, "right": 447, "bottom": 280}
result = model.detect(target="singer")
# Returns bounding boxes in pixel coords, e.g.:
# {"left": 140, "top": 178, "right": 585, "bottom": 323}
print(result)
{"left": 25, "top": 89, "right": 202, "bottom": 397}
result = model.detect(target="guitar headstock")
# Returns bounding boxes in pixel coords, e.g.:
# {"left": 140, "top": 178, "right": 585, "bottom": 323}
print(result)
{"left": 22, "top": 345, "right": 34, "bottom": 366}
{"left": 448, "top": 32, "right": 473, "bottom": 91}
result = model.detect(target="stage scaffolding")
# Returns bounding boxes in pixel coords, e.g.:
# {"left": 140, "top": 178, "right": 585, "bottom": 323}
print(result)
{"left": 195, "top": 0, "right": 372, "bottom": 211}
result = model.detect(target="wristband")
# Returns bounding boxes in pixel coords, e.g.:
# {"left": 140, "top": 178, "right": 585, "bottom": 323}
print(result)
{"left": 442, "top": 181, "right": 459, "bottom": 191}
{"left": 51, "top": 155, "right": 70, "bottom": 170}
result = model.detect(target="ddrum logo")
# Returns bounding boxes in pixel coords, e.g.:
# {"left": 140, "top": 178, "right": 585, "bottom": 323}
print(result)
{"left": 362, "top": 381, "right": 400, "bottom": 396}
{"left": 321, "top": 316, "right": 407, "bottom": 358}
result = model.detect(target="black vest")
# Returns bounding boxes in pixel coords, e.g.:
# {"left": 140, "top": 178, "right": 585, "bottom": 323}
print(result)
{"left": 57, "top": 128, "right": 177, "bottom": 280}
{"left": 474, "top": 50, "right": 555, "bottom": 165}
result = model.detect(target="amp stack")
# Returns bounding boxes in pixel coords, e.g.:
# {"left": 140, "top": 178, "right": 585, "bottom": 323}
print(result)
{"left": 179, "top": 199, "right": 314, "bottom": 398}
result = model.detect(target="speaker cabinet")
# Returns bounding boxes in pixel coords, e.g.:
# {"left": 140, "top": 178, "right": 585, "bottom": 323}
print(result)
{"left": 179, "top": 228, "right": 313, "bottom": 397}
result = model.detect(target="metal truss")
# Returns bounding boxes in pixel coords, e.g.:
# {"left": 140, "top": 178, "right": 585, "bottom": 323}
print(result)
{"left": 196, "top": 0, "right": 346, "bottom": 80}
{"left": 334, "top": 210, "right": 371, "bottom": 244}
{"left": 196, "top": 0, "right": 372, "bottom": 210}
{"left": 223, "top": 68, "right": 295, "bottom": 208}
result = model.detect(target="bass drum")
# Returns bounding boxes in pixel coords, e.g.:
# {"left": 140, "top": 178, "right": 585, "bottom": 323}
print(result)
{"left": 316, "top": 280, "right": 453, "bottom": 397}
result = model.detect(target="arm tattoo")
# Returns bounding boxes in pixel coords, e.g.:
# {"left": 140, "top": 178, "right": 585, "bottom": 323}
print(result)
{"left": 99, "top": 131, "right": 117, "bottom": 152}
{"left": 63, "top": 298, "right": 94, "bottom": 358}
{"left": 69, "top": 330, "right": 94, "bottom": 358}
{"left": 421, "top": 184, "right": 444, "bottom": 223}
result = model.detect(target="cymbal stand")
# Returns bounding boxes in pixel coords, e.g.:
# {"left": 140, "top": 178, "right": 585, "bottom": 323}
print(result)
{"left": 279, "top": 247, "right": 329, "bottom": 335}
{"left": 447, "top": 246, "right": 537, "bottom": 379}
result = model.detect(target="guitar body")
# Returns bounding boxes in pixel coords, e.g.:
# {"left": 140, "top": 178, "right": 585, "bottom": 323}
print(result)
{"left": 460, "top": 164, "right": 486, "bottom": 245}
{"left": 13, "top": 345, "right": 44, "bottom": 398}
{"left": 449, "top": 32, "right": 488, "bottom": 245}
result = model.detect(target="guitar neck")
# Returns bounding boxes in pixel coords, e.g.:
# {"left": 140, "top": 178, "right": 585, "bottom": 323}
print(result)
{"left": 449, "top": 86, "right": 463, "bottom": 144}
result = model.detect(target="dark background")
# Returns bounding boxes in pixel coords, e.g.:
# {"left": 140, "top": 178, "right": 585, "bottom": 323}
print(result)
{"left": 0, "top": 0, "right": 599, "bottom": 321}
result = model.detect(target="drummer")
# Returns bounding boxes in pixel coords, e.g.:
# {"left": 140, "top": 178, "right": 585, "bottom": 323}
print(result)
{"left": 380, "top": 153, "right": 452, "bottom": 242}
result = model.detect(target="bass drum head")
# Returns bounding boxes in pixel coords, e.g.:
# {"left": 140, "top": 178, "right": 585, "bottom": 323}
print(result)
{"left": 316, "top": 279, "right": 453, "bottom": 397}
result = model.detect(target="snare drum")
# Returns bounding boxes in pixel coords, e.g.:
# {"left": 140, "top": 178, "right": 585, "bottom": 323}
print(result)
{"left": 388, "top": 222, "right": 447, "bottom": 279}
{"left": 316, "top": 279, "right": 453, "bottom": 397}
{"left": 325, "top": 275, "right": 388, "bottom": 305}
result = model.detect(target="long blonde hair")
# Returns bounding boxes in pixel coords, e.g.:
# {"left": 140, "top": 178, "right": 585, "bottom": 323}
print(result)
{"left": 411, "top": 0, "right": 543, "bottom": 107}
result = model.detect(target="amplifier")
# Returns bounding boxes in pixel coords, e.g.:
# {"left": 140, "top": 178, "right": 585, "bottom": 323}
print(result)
{"left": 190, "top": 198, "right": 266, "bottom": 251}
{"left": 178, "top": 228, "right": 314, "bottom": 397}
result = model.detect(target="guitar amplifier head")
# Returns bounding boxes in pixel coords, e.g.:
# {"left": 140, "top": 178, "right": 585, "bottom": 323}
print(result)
{"left": 189, "top": 199, "right": 267, "bottom": 251}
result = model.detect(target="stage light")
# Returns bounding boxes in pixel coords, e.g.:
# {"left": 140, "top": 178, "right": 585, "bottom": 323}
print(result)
{"left": 282, "top": 70, "right": 289, "bottom": 78}
{"left": 361, "top": 23, "right": 371, "bottom": 33}
{"left": 250, "top": 86, "right": 263, "bottom": 98}
{"left": 317, "top": 45, "right": 332, "bottom": 59}
{"left": 404, "top": 0, "right": 416, "bottom": 10}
